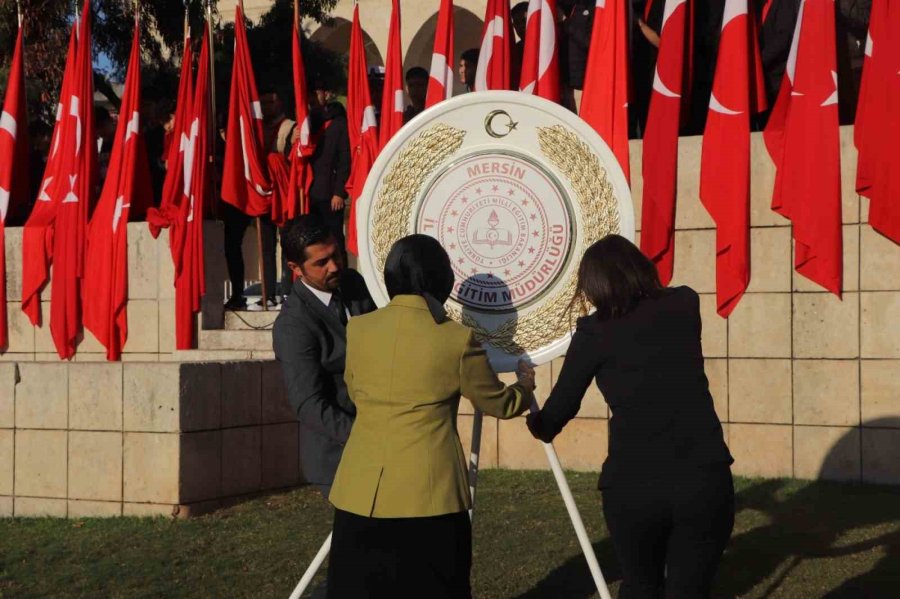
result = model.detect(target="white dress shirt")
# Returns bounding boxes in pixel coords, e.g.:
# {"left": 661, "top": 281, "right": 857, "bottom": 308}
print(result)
{"left": 302, "top": 280, "right": 351, "bottom": 321}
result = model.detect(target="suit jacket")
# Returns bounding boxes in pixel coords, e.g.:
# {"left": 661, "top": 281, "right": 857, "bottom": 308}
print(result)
{"left": 329, "top": 295, "right": 533, "bottom": 518}
{"left": 308, "top": 102, "right": 351, "bottom": 204}
{"left": 272, "top": 270, "right": 376, "bottom": 490}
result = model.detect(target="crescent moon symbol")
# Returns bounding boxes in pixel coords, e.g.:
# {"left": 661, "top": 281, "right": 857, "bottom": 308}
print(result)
{"left": 485, "top": 110, "right": 519, "bottom": 138}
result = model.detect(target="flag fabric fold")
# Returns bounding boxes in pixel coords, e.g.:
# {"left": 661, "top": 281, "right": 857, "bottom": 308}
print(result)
{"left": 764, "top": 0, "right": 842, "bottom": 295}
{"left": 379, "top": 0, "right": 405, "bottom": 149}
{"left": 284, "top": 9, "right": 316, "bottom": 222}
{"left": 426, "top": 0, "right": 455, "bottom": 108}
{"left": 581, "top": 0, "right": 631, "bottom": 182}
{"left": 699, "top": 0, "right": 767, "bottom": 317}
{"left": 474, "top": 0, "right": 511, "bottom": 91}
{"left": 640, "top": 0, "right": 690, "bottom": 285}
{"left": 0, "top": 18, "right": 29, "bottom": 350}
{"left": 519, "top": 0, "right": 560, "bottom": 102}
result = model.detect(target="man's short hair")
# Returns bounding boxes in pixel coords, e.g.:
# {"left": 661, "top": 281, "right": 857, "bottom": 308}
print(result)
{"left": 405, "top": 67, "right": 429, "bottom": 83}
{"left": 511, "top": 1, "right": 529, "bottom": 16}
{"left": 258, "top": 83, "right": 282, "bottom": 98}
{"left": 281, "top": 215, "right": 336, "bottom": 265}
{"left": 460, "top": 48, "right": 480, "bottom": 65}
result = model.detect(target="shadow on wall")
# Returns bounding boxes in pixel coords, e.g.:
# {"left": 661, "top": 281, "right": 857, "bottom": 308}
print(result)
{"left": 513, "top": 419, "right": 900, "bottom": 598}
{"left": 309, "top": 16, "right": 385, "bottom": 69}
{"left": 404, "top": 6, "right": 484, "bottom": 97}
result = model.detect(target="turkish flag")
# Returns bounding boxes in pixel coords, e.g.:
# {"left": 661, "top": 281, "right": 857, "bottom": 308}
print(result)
{"left": 640, "top": 0, "right": 691, "bottom": 285}
{"left": 474, "top": 0, "right": 511, "bottom": 91}
{"left": 581, "top": 0, "right": 631, "bottom": 182}
{"left": 345, "top": 3, "right": 380, "bottom": 256}
{"left": 379, "top": 0, "right": 405, "bottom": 149}
{"left": 221, "top": 3, "right": 272, "bottom": 217}
{"left": 765, "top": 0, "right": 842, "bottom": 295}
{"left": 284, "top": 10, "right": 316, "bottom": 221}
{"left": 426, "top": 0, "right": 455, "bottom": 108}
{"left": 699, "top": 0, "right": 767, "bottom": 317}
{"left": 519, "top": 0, "right": 560, "bottom": 102}
{"left": 0, "top": 19, "right": 28, "bottom": 351}
{"left": 175, "top": 30, "right": 211, "bottom": 350}
{"left": 83, "top": 24, "right": 151, "bottom": 361}
{"left": 21, "top": 23, "right": 79, "bottom": 328}
{"left": 855, "top": 1, "right": 900, "bottom": 245}
{"left": 147, "top": 29, "right": 193, "bottom": 241}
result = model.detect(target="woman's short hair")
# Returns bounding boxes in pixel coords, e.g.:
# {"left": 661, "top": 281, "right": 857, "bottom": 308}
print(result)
{"left": 575, "top": 234, "right": 663, "bottom": 320}
{"left": 384, "top": 235, "right": 455, "bottom": 303}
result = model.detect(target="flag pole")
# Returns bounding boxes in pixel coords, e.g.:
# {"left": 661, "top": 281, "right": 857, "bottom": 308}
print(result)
{"left": 207, "top": 0, "right": 220, "bottom": 220}
{"left": 16, "top": 0, "right": 22, "bottom": 26}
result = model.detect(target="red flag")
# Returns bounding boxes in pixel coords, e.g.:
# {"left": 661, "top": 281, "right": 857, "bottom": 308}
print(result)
{"left": 764, "top": 0, "right": 842, "bottom": 295}
{"left": 221, "top": 4, "right": 272, "bottom": 217}
{"left": 640, "top": 0, "right": 690, "bottom": 285}
{"left": 83, "top": 24, "right": 151, "bottom": 360}
{"left": 581, "top": 0, "right": 631, "bottom": 182}
{"left": 21, "top": 22, "right": 79, "bottom": 328}
{"left": 519, "top": 0, "right": 560, "bottom": 102}
{"left": 426, "top": 0, "right": 455, "bottom": 107}
{"left": 284, "top": 8, "right": 316, "bottom": 221}
{"left": 345, "top": 3, "right": 380, "bottom": 256}
{"left": 855, "top": 1, "right": 900, "bottom": 244}
{"left": 147, "top": 27, "right": 193, "bottom": 240}
{"left": 699, "top": 0, "right": 767, "bottom": 317}
{"left": 379, "top": 0, "right": 404, "bottom": 148}
{"left": 175, "top": 31, "right": 211, "bottom": 350}
{"left": 0, "top": 17, "right": 29, "bottom": 351}
{"left": 474, "top": 0, "right": 512, "bottom": 91}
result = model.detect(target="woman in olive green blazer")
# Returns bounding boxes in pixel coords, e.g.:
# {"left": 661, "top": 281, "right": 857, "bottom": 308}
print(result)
{"left": 326, "top": 235, "right": 535, "bottom": 599}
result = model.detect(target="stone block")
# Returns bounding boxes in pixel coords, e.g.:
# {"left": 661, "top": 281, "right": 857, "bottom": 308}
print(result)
{"left": 672, "top": 229, "right": 716, "bottom": 294}
{"left": 14, "top": 497, "right": 67, "bottom": 517}
{"left": 76, "top": 328, "right": 105, "bottom": 355}
{"left": 728, "top": 359, "right": 792, "bottom": 424}
{"left": 249, "top": 351, "right": 276, "bottom": 360}
{"left": 0, "top": 430, "right": 12, "bottom": 495}
{"left": 699, "top": 294, "right": 727, "bottom": 358}
{"left": 706, "top": 359, "right": 728, "bottom": 423}
{"left": 0, "top": 496, "right": 11, "bottom": 516}
{"left": 221, "top": 362, "right": 262, "bottom": 427}
{"left": 794, "top": 426, "right": 860, "bottom": 482}
{"left": 793, "top": 360, "right": 860, "bottom": 426}
{"left": 4, "top": 228, "right": 22, "bottom": 301}
{"left": 839, "top": 126, "right": 860, "bottom": 224}
{"left": 16, "top": 363, "right": 68, "bottom": 429}
{"left": 15, "top": 429, "right": 67, "bottom": 498}
{"left": 179, "top": 363, "right": 221, "bottom": 432}
{"left": 73, "top": 353, "right": 108, "bottom": 363}
{"left": 749, "top": 133, "right": 787, "bottom": 227}
{"left": 68, "top": 500, "right": 123, "bottom": 518}
{"left": 225, "top": 311, "right": 278, "bottom": 331}
{"left": 127, "top": 223, "right": 159, "bottom": 300}
{"left": 123, "top": 502, "right": 175, "bottom": 517}
{"left": 33, "top": 317, "right": 55, "bottom": 353}
{"left": 747, "top": 227, "right": 792, "bottom": 293}
{"left": 69, "top": 363, "right": 123, "bottom": 431}
{"left": 458, "top": 395, "right": 474, "bottom": 416}
{"left": 675, "top": 136, "right": 715, "bottom": 230}
{"left": 5, "top": 303, "right": 34, "bottom": 353}
{"left": 261, "top": 423, "right": 301, "bottom": 489}
{"left": 552, "top": 418, "right": 608, "bottom": 472}
{"left": 222, "top": 427, "right": 262, "bottom": 496}
{"left": 179, "top": 430, "right": 222, "bottom": 503}
{"left": 793, "top": 293, "right": 859, "bottom": 359}
{"left": 550, "top": 357, "right": 606, "bottom": 418}
{"left": 498, "top": 417, "right": 546, "bottom": 470}
{"left": 157, "top": 229, "right": 175, "bottom": 300}
{"left": 68, "top": 431, "right": 123, "bottom": 501}
{"left": 861, "top": 361, "right": 900, "bottom": 425}
{"left": 860, "top": 226, "right": 900, "bottom": 291}
{"left": 123, "top": 432, "right": 179, "bottom": 503}
{"left": 158, "top": 298, "right": 176, "bottom": 354}
{"left": 123, "top": 363, "right": 181, "bottom": 432}
{"left": 793, "top": 225, "right": 860, "bottom": 292}
{"left": 862, "top": 428, "right": 900, "bottom": 485}
{"left": 121, "top": 354, "right": 161, "bottom": 362}
{"left": 729, "top": 423, "right": 793, "bottom": 478}
{"left": 861, "top": 292, "right": 900, "bottom": 358}
{"left": 0, "top": 363, "right": 15, "bottom": 428}
{"left": 457, "top": 414, "right": 499, "bottom": 470}
{"left": 0, "top": 352, "right": 31, "bottom": 363}
{"left": 629, "top": 140, "right": 642, "bottom": 231}
{"left": 728, "top": 293, "right": 792, "bottom": 358}
{"left": 261, "top": 362, "right": 294, "bottom": 424}
{"left": 125, "top": 300, "right": 159, "bottom": 354}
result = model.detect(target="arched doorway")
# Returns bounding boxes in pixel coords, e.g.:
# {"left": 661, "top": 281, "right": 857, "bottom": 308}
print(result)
{"left": 405, "top": 6, "right": 484, "bottom": 97}
{"left": 310, "top": 17, "right": 385, "bottom": 70}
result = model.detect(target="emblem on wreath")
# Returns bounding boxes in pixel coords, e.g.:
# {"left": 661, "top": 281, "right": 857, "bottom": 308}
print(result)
{"left": 472, "top": 210, "right": 513, "bottom": 249}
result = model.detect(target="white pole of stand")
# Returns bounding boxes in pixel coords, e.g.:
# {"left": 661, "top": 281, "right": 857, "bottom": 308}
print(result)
{"left": 529, "top": 399, "right": 612, "bottom": 599}
{"left": 467, "top": 409, "right": 484, "bottom": 520}
{"left": 288, "top": 532, "right": 331, "bottom": 599}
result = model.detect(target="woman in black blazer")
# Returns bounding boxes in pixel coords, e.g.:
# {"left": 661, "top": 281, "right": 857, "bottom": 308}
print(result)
{"left": 527, "top": 235, "right": 734, "bottom": 599}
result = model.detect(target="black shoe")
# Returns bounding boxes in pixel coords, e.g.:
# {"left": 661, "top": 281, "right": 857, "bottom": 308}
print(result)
{"left": 247, "top": 297, "right": 280, "bottom": 312}
{"left": 224, "top": 296, "right": 247, "bottom": 310}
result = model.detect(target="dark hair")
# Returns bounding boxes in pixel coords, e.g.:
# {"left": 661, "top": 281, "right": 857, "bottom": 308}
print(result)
{"left": 511, "top": 2, "right": 529, "bottom": 16}
{"left": 460, "top": 48, "right": 480, "bottom": 65}
{"left": 281, "top": 215, "right": 336, "bottom": 264}
{"left": 257, "top": 83, "right": 282, "bottom": 99}
{"left": 405, "top": 66, "right": 429, "bottom": 82}
{"left": 574, "top": 235, "right": 663, "bottom": 321}
{"left": 384, "top": 235, "right": 454, "bottom": 303}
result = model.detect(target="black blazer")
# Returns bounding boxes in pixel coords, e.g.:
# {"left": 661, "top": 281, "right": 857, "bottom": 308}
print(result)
{"left": 272, "top": 270, "right": 376, "bottom": 490}
{"left": 308, "top": 102, "right": 351, "bottom": 205}
{"left": 534, "top": 286, "right": 732, "bottom": 488}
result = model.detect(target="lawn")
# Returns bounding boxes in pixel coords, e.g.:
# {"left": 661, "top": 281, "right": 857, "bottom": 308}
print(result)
{"left": 1, "top": 471, "right": 898, "bottom": 598}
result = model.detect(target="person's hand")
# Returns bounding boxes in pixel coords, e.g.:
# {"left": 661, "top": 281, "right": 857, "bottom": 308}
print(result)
{"left": 526, "top": 411, "right": 548, "bottom": 442}
{"left": 291, "top": 127, "right": 301, "bottom": 146}
{"left": 331, "top": 195, "right": 345, "bottom": 212}
{"left": 516, "top": 359, "right": 536, "bottom": 392}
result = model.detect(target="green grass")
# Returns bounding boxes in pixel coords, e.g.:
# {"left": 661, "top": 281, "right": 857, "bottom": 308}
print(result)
{"left": 1, "top": 471, "right": 898, "bottom": 598}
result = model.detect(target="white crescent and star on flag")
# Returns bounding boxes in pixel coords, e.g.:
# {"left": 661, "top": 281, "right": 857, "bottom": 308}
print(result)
{"left": 709, "top": 0, "right": 746, "bottom": 116}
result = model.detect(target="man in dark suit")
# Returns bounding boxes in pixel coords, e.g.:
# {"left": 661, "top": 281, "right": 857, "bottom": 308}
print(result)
{"left": 273, "top": 215, "right": 376, "bottom": 497}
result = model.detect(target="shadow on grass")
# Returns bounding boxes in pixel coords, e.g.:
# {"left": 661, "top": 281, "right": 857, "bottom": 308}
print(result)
{"left": 516, "top": 419, "right": 900, "bottom": 599}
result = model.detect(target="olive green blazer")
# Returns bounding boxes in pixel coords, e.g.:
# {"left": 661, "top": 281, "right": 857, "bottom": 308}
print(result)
{"left": 329, "top": 295, "right": 532, "bottom": 518}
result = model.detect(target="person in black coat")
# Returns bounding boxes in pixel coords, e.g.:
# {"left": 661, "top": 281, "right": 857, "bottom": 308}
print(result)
{"left": 527, "top": 235, "right": 734, "bottom": 599}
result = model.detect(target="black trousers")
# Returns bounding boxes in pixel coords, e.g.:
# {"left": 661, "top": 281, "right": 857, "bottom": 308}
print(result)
{"left": 222, "top": 202, "right": 277, "bottom": 300}
{"left": 327, "top": 509, "right": 472, "bottom": 599}
{"left": 601, "top": 466, "right": 734, "bottom": 599}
